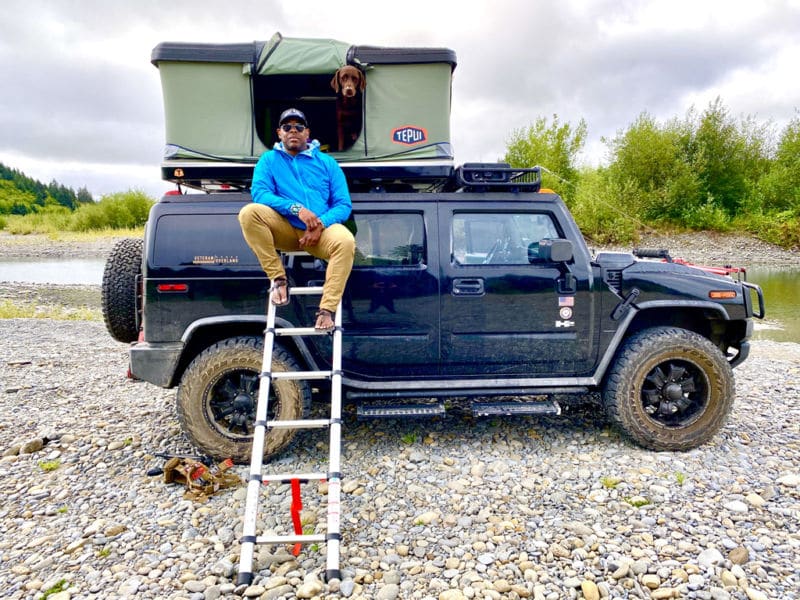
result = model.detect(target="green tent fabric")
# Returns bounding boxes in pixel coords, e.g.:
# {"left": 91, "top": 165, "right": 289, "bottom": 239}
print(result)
{"left": 257, "top": 33, "right": 350, "bottom": 74}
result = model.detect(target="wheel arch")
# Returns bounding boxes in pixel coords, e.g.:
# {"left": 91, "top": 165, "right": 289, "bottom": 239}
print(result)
{"left": 170, "top": 316, "right": 318, "bottom": 387}
{"left": 595, "top": 301, "right": 738, "bottom": 386}
{"left": 627, "top": 303, "right": 727, "bottom": 343}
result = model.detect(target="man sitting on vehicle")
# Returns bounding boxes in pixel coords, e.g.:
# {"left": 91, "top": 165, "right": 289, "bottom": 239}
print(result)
{"left": 238, "top": 108, "right": 355, "bottom": 331}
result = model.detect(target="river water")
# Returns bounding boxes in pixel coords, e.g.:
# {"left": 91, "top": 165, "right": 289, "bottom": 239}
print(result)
{"left": 0, "top": 258, "right": 797, "bottom": 342}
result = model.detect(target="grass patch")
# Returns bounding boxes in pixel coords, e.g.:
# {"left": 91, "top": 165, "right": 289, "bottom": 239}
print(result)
{"left": 625, "top": 496, "right": 651, "bottom": 508}
{"left": 2, "top": 222, "right": 143, "bottom": 240}
{"left": 41, "top": 579, "right": 68, "bottom": 598}
{"left": 51, "top": 227, "right": 144, "bottom": 241}
{"left": 38, "top": 459, "right": 61, "bottom": 472}
{"left": 0, "top": 299, "right": 101, "bottom": 321}
{"left": 400, "top": 432, "right": 417, "bottom": 445}
{"left": 600, "top": 475, "right": 622, "bottom": 489}
{"left": 675, "top": 471, "right": 686, "bottom": 486}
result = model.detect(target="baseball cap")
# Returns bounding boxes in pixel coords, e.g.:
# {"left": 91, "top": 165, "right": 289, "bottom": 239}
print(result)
{"left": 278, "top": 108, "right": 308, "bottom": 126}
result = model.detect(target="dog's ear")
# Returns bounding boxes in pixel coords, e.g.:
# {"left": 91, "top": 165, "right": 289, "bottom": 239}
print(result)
{"left": 330, "top": 70, "right": 341, "bottom": 93}
{"left": 358, "top": 70, "right": 366, "bottom": 91}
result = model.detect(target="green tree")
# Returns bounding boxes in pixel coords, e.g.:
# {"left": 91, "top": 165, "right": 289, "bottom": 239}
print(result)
{"left": 69, "top": 190, "right": 153, "bottom": 231}
{"left": 0, "top": 162, "right": 82, "bottom": 211}
{"left": 689, "top": 97, "right": 755, "bottom": 217}
{"left": 761, "top": 116, "right": 800, "bottom": 213}
{"left": 0, "top": 180, "right": 38, "bottom": 215}
{"left": 76, "top": 186, "right": 94, "bottom": 204}
{"left": 603, "top": 112, "right": 701, "bottom": 222}
{"left": 503, "top": 114, "right": 588, "bottom": 195}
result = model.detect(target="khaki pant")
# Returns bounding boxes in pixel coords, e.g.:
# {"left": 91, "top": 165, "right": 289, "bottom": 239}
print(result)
{"left": 238, "top": 203, "right": 355, "bottom": 313}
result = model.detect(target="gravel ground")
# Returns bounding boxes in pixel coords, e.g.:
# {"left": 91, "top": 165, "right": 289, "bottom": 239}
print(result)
{"left": 1, "top": 319, "right": 799, "bottom": 600}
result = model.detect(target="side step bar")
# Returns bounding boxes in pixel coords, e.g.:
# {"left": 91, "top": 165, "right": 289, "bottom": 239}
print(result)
{"left": 356, "top": 400, "right": 562, "bottom": 419}
{"left": 471, "top": 400, "right": 561, "bottom": 417}
{"left": 357, "top": 402, "right": 446, "bottom": 419}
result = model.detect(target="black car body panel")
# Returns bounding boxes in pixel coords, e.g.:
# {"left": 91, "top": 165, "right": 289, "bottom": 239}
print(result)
{"left": 128, "top": 183, "right": 763, "bottom": 396}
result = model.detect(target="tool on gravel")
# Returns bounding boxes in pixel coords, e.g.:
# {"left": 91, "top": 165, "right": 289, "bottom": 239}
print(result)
{"left": 161, "top": 456, "right": 241, "bottom": 502}
{"left": 237, "top": 286, "right": 344, "bottom": 585}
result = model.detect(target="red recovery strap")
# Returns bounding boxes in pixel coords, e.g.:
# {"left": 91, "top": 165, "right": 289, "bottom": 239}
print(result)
{"left": 290, "top": 478, "right": 303, "bottom": 556}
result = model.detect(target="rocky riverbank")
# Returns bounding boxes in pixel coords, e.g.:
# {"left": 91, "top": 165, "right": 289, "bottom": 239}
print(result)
{"left": 1, "top": 320, "right": 799, "bottom": 599}
{"left": 0, "top": 232, "right": 123, "bottom": 259}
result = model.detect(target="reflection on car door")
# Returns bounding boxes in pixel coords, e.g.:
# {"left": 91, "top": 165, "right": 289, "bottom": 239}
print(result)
{"left": 341, "top": 207, "right": 440, "bottom": 378}
{"left": 439, "top": 205, "right": 596, "bottom": 376}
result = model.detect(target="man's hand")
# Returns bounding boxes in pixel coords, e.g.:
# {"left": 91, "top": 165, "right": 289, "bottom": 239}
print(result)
{"left": 299, "top": 223, "right": 322, "bottom": 248}
{"left": 297, "top": 207, "right": 324, "bottom": 248}
{"left": 297, "top": 207, "right": 322, "bottom": 230}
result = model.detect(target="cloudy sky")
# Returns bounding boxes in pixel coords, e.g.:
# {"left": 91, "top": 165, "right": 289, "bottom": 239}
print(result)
{"left": 1, "top": 0, "right": 798, "bottom": 199}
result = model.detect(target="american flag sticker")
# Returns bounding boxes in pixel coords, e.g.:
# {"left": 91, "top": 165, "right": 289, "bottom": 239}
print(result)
{"left": 558, "top": 296, "right": 575, "bottom": 307}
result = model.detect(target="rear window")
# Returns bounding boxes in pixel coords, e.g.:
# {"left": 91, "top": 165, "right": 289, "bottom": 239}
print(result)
{"left": 152, "top": 214, "right": 259, "bottom": 267}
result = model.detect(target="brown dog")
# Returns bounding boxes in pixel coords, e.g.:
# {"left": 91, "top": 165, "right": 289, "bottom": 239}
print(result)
{"left": 330, "top": 65, "right": 365, "bottom": 151}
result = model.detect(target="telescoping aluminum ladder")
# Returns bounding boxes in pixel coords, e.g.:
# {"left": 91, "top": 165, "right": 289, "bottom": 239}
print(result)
{"left": 237, "top": 286, "right": 343, "bottom": 585}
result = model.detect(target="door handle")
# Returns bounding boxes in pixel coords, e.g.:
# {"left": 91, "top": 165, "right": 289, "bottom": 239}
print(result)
{"left": 452, "top": 278, "right": 485, "bottom": 296}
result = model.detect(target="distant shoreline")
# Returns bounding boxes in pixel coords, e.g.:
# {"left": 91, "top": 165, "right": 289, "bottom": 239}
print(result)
{"left": 1, "top": 230, "right": 799, "bottom": 267}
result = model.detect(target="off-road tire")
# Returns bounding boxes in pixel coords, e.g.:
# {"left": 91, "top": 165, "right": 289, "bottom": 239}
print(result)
{"left": 101, "top": 238, "right": 143, "bottom": 343}
{"left": 177, "top": 336, "right": 311, "bottom": 463}
{"left": 603, "top": 326, "right": 734, "bottom": 451}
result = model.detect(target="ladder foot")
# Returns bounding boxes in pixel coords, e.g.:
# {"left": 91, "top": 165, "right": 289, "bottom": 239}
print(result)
{"left": 325, "top": 568, "right": 342, "bottom": 582}
{"left": 236, "top": 572, "right": 253, "bottom": 586}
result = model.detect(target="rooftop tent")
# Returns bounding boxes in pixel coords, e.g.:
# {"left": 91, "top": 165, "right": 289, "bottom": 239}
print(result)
{"left": 151, "top": 33, "right": 457, "bottom": 189}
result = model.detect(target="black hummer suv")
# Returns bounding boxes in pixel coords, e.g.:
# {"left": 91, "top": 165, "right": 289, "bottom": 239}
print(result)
{"left": 102, "top": 164, "right": 765, "bottom": 463}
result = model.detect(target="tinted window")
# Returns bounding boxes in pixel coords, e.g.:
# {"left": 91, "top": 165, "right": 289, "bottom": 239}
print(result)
{"left": 352, "top": 212, "right": 425, "bottom": 267}
{"left": 153, "top": 214, "right": 259, "bottom": 266}
{"left": 452, "top": 212, "right": 560, "bottom": 265}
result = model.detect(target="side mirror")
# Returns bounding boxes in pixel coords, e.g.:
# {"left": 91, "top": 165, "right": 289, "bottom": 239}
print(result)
{"left": 530, "top": 238, "right": 573, "bottom": 263}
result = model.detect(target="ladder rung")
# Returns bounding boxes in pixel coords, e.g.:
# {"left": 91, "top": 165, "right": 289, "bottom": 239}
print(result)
{"left": 261, "top": 472, "right": 326, "bottom": 483}
{"left": 256, "top": 533, "right": 326, "bottom": 545}
{"left": 270, "top": 370, "right": 332, "bottom": 381}
{"left": 266, "top": 418, "right": 331, "bottom": 430}
{"left": 288, "top": 286, "right": 325, "bottom": 296}
{"left": 275, "top": 327, "right": 332, "bottom": 336}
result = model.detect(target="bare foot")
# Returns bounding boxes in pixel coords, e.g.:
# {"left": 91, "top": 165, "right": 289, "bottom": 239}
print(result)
{"left": 314, "top": 309, "right": 334, "bottom": 331}
{"left": 270, "top": 278, "right": 289, "bottom": 306}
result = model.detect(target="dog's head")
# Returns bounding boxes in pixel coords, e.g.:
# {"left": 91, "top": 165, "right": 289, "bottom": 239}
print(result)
{"left": 331, "top": 65, "right": 365, "bottom": 98}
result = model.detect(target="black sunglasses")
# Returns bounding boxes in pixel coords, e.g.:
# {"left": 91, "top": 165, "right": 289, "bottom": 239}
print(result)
{"left": 280, "top": 123, "right": 307, "bottom": 133}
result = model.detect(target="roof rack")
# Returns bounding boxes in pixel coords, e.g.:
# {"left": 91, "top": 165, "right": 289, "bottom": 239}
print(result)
{"left": 451, "top": 163, "right": 542, "bottom": 192}
{"left": 159, "top": 159, "right": 542, "bottom": 194}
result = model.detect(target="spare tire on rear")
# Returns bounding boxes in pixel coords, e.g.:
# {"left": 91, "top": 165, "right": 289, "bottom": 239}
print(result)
{"left": 102, "top": 238, "right": 143, "bottom": 343}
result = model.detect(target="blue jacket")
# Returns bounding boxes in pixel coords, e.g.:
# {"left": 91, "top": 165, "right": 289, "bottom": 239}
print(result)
{"left": 251, "top": 140, "right": 351, "bottom": 229}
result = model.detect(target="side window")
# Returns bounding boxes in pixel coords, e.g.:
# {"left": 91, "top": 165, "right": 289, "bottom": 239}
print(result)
{"left": 352, "top": 212, "right": 425, "bottom": 267}
{"left": 451, "top": 212, "right": 560, "bottom": 265}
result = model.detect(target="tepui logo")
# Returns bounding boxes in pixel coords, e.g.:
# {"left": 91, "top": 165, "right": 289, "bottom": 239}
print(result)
{"left": 391, "top": 125, "right": 427, "bottom": 146}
